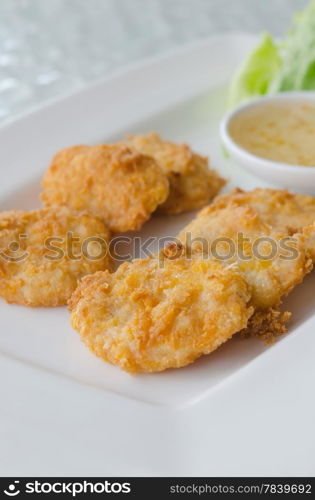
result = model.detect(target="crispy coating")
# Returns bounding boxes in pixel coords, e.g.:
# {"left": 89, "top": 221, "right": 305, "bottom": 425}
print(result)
{"left": 69, "top": 256, "right": 253, "bottom": 373}
{"left": 178, "top": 204, "right": 312, "bottom": 312}
{"left": 212, "top": 188, "right": 315, "bottom": 237}
{"left": 41, "top": 144, "right": 169, "bottom": 233}
{"left": 303, "top": 222, "right": 315, "bottom": 261}
{"left": 126, "top": 133, "right": 225, "bottom": 214}
{"left": 0, "top": 208, "right": 111, "bottom": 307}
{"left": 240, "top": 308, "right": 292, "bottom": 342}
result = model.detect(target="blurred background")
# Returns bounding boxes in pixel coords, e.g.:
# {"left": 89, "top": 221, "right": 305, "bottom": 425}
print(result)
{"left": 0, "top": 0, "right": 307, "bottom": 124}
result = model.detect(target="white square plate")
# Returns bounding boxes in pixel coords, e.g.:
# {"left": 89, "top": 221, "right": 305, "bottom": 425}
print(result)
{"left": 1, "top": 34, "right": 314, "bottom": 476}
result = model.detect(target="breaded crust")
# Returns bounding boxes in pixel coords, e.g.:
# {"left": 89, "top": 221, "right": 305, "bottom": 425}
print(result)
{"left": 69, "top": 256, "right": 253, "bottom": 373}
{"left": 240, "top": 308, "right": 292, "bottom": 343}
{"left": 0, "top": 208, "right": 111, "bottom": 307}
{"left": 212, "top": 188, "right": 315, "bottom": 237}
{"left": 41, "top": 144, "right": 169, "bottom": 233}
{"left": 303, "top": 222, "right": 315, "bottom": 261}
{"left": 126, "top": 133, "right": 225, "bottom": 214}
{"left": 177, "top": 204, "right": 312, "bottom": 311}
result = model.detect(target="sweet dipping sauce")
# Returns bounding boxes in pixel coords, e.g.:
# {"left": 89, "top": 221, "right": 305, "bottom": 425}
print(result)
{"left": 229, "top": 101, "right": 315, "bottom": 167}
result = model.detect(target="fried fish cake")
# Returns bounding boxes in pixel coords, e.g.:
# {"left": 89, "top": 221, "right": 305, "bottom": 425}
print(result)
{"left": 177, "top": 204, "right": 312, "bottom": 338}
{"left": 126, "top": 133, "right": 225, "bottom": 214}
{"left": 69, "top": 256, "right": 253, "bottom": 373}
{"left": 0, "top": 208, "right": 111, "bottom": 307}
{"left": 41, "top": 144, "right": 169, "bottom": 233}
{"left": 212, "top": 188, "right": 315, "bottom": 237}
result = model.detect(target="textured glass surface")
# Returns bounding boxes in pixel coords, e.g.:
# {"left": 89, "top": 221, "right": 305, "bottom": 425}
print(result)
{"left": 0, "top": 0, "right": 307, "bottom": 124}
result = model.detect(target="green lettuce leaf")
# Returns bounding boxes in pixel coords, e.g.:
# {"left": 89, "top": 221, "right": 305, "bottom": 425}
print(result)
{"left": 228, "top": 0, "right": 315, "bottom": 108}
{"left": 270, "top": 0, "right": 315, "bottom": 92}
{"left": 228, "top": 33, "right": 281, "bottom": 108}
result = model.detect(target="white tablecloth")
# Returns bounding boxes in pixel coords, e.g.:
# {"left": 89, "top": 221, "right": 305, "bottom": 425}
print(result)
{"left": 0, "top": 0, "right": 307, "bottom": 124}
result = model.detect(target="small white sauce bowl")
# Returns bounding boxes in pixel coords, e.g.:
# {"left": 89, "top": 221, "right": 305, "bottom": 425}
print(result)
{"left": 220, "top": 91, "right": 315, "bottom": 194}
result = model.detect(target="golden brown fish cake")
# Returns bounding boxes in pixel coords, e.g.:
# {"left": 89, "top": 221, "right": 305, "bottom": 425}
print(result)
{"left": 69, "top": 256, "right": 253, "bottom": 373}
{"left": 41, "top": 144, "right": 169, "bottom": 233}
{"left": 0, "top": 208, "right": 111, "bottom": 307}
{"left": 126, "top": 133, "right": 225, "bottom": 214}
{"left": 177, "top": 204, "right": 312, "bottom": 338}
{"left": 212, "top": 188, "right": 315, "bottom": 237}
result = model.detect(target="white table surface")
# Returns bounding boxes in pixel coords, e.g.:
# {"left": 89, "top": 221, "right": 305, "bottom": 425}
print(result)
{"left": 0, "top": 0, "right": 308, "bottom": 125}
